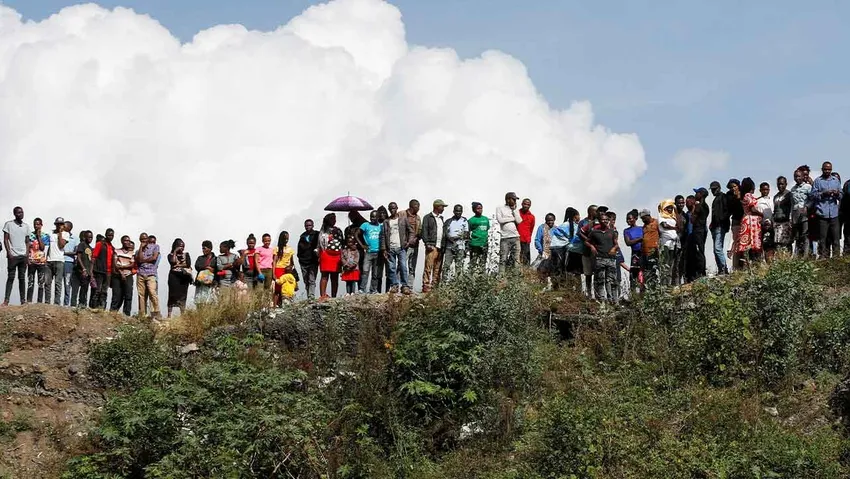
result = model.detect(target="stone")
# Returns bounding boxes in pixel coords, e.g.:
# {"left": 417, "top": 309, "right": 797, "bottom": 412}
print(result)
{"left": 764, "top": 407, "right": 779, "bottom": 417}
{"left": 180, "top": 343, "right": 199, "bottom": 355}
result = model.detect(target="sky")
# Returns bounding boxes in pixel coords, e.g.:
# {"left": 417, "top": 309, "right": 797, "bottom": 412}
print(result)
{"left": 0, "top": 0, "right": 847, "bottom": 303}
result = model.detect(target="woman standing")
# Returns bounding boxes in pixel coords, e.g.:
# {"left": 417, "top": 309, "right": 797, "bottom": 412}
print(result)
{"left": 319, "top": 213, "right": 344, "bottom": 300}
{"left": 216, "top": 240, "right": 240, "bottom": 288}
{"left": 256, "top": 233, "right": 274, "bottom": 290}
{"left": 240, "top": 234, "right": 259, "bottom": 288}
{"left": 773, "top": 175, "right": 793, "bottom": 255}
{"left": 273, "top": 231, "right": 298, "bottom": 306}
{"left": 735, "top": 177, "right": 764, "bottom": 267}
{"left": 194, "top": 240, "right": 217, "bottom": 304}
{"left": 167, "top": 238, "right": 192, "bottom": 317}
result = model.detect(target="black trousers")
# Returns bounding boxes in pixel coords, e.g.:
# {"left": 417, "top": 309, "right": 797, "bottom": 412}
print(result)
{"left": 520, "top": 242, "right": 531, "bottom": 265}
{"left": 91, "top": 272, "right": 111, "bottom": 310}
{"left": 819, "top": 217, "right": 840, "bottom": 259}
{"left": 70, "top": 270, "right": 90, "bottom": 307}
{"left": 4, "top": 255, "right": 27, "bottom": 304}
{"left": 110, "top": 274, "right": 134, "bottom": 316}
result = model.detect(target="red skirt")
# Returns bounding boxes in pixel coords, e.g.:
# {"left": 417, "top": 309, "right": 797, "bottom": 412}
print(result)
{"left": 273, "top": 267, "right": 285, "bottom": 294}
{"left": 320, "top": 250, "right": 341, "bottom": 273}
{"left": 341, "top": 269, "right": 360, "bottom": 282}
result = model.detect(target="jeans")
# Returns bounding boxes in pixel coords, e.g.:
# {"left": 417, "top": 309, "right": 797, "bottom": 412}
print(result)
{"left": 386, "top": 247, "right": 409, "bottom": 288}
{"left": 63, "top": 262, "right": 74, "bottom": 306}
{"left": 499, "top": 237, "right": 520, "bottom": 273}
{"left": 70, "top": 270, "right": 89, "bottom": 307}
{"left": 710, "top": 225, "right": 729, "bottom": 273}
{"left": 44, "top": 261, "right": 64, "bottom": 305}
{"left": 5, "top": 255, "right": 27, "bottom": 304}
{"left": 300, "top": 264, "right": 318, "bottom": 299}
{"left": 345, "top": 280, "right": 358, "bottom": 295}
{"left": 137, "top": 275, "right": 160, "bottom": 317}
{"left": 593, "top": 257, "right": 618, "bottom": 304}
{"left": 469, "top": 245, "right": 487, "bottom": 271}
{"left": 687, "top": 230, "right": 707, "bottom": 281}
{"left": 360, "top": 252, "right": 379, "bottom": 293}
{"left": 659, "top": 246, "right": 676, "bottom": 287}
{"left": 371, "top": 254, "right": 386, "bottom": 294}
{"left": 110, "top": 274, "right": 134, "bottom": 316}
{"left": 818, "top": 216, "right": 840, "bottom": 259}
{"left": 407, "top": 245, "right": 419, "bottom": 282}
{"left": 641, "top": 251, "right": 659, "bottom": 289}
{"left": 91, "top": 272, "right": 110, "bottom": 309}
{"left": 27, "top": 263, "right": 47, "bottom": 303}
{"left": 422, "top": 247, "right": 443, "bottom": 292}
{"left": 442, "top": 243, "right": 466, "bottom": 280}
{"left": 520, "top": 241, "right": 531, "bottom": 265}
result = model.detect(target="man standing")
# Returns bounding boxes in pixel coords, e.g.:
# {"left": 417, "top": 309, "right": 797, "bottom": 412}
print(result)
{"left": 640, "top": 209, "right": 660, "bottom": 289}
{"left": 467, "top": 202, "right": 490, "bottom": 271}
{"left": 71, "top": 230, "right": 93, "bottom": 307}
{"left": 708, "top": 181, "right": 729, "bottom": 274}
{"left": 790, "top": 168, "right": 812, "bottom": 257}
{"left": 673, "top": 195, "right": 687, "bottom": 284}
{"left": 810, "top": 161, "right": 842, "bottom": 259}
{"left": 442, "top": 204, "right": 469, "bottom": 280}
{"left": 577, "top": 205, "right": 599, "bottom": 297}
{"left": 359, "top": 211, "right": 382, "bottom": 294}
{"left": 44, "top": 218, "right": 68, "bottom": 305}
{"left": 691, "top": 187, "right": 710, "bottom": 279}
{"left": 111, "top": 236, "right": 135, "bottom": 316}
{"left": 495, "top": 192, "right": 523, "bottom": 274}
{"left": 3, "top": 207, "right": 31, "bottom": 306}
{"left": 62, "top": 221, "right": 78, "bottom": 306}
{"left": 26, "top": 218, "right": 49, "bottom": 304}
{"left": 517, "top": 198, "right": 535, "bottom": 266}
{"left": 405, "top": 200, "right": 422, "bottom": 284}
{"left": 297, "top": 219, "right": 320, "bottom": 299}
{"left": 586, "top": 212, "right": 619, "bottom": 304}
{"left": 421, "top": 200, "right": 446, "bottom": 293}
{"left": 381, "top": 202, "right": 413, "bottom": 294}
{"left": 91, "top": 229, "right": 115, "bottom": 310}
{"left": 136, "top": 233, "right": 161, "bottom": 318}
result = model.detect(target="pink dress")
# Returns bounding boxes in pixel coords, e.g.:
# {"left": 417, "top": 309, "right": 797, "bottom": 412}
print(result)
{"left": 736, "top": 193, "right": 762, "bottom": 253}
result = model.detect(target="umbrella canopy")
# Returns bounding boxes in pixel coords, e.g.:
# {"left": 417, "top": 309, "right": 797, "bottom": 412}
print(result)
{"left": 324, "top": 195, "right": 374, "bottom": 212}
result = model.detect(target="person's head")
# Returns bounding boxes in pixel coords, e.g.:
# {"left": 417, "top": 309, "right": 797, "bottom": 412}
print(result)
{"left": 777, "top": 176, "right": 787, "bottom": 192}
{"left": 408, "top": 199, "right": 420, "bottom": 214}
{"left": 53, "top": 217, "right": 65, "bottom": 232}
{"left": 663, "top": 203, "right": 675, "bottom": 217}
{"left": 346, "top": 235, "right": 357, "bottom": 248}
{"left": 262, "top": 233, "right": 272, "bottom": 248}
{"left": 834, "top": 172, "right": 842, "bottom": 182}
{"left": 794, "top": 169, "right": 804, "bottom": 185}
{"left": 686, "top": 195, "right": 696, "bottom": 210}
{"left": 12, "top": 206, "right": 23, "bottom": 222}
{"left": 129, "top": 240, "right": 135, "bottom": 250}
{"left": 565, "top": 207, "right": 580, "bottom": 223}
{"left": 246, "top": 234, "right": 256, "bottom": 249}
{"left": 148, "top": 235, "right": 157, "bottom": 245}
{"left": 505, "top": 192, "right": 518, "bottom": 207}
{"left": 472, "top": 202, "right": 483, "bottom": 217}
{"left": 598, "top": 212, "right": 609, "bottom": 230}
{"left": 277, "top": 231, "right": 289, "bottom": 249}
{"left": 741, "top": 177, "right": 756, "bottom": 195}
{"left": 139, "top": 232, "right": 148, "bottom": 245}
{"left": 96, "top": 234, "right": 104, "bottom": 243}
{"left": 377, "top": 205, "right": 388, "bottom": 222}
{"left": 452, "top": 204, "right": 463, "bottom": 218}
{"left": 520, "top": 198, "right": 531, "bottom": 212}
{"left": 64, "top": 221, "right": 73, "bottom": 233}
{"left": 586, "top": 205, "right": 598, "bottom": 220}
{"left": 759, "top": 182, "right": 770, "bottom": 197}
{"left": 120, "top": 235, "right": 131, "bottom": 249}
{"left": 626, "top": 209, "right": 638, "bottom": 227}
{"left": 172, "top": 238, "right": 184, "bottom": 253}
{"left": 33, "top": 217, "right": 43, "bottom": 230}
{"left": 105, "top": 228, "right": 114, "bottom": 242}
{"left": 369, "top": 210, "right": 379, "bottom": 224}
{"left": 304, "top": 219, "right": 314, "bottom": 233}
{"left": 596, "top": 206, "right": 609, "bottom": 221}
{"left": 83, "top": 230, "right": 93, "bottom": 243}
{"left": 693, "top": 187, "right": 708, "bottom": 201}
{"left": 388, "top": 202, "right": 399, "bottom": 217}
{"left": 822, "top": 161, "right": 833, "bottom": 178}
{"left": 202, "top": 240, "right": 213, "bottom": 255}
{"left": 545, "top": 213, "right": 556, "bottom": 227}
{"left": 220, "top": 239, "right": 236, "bottom": 254}
{"left": 639, "top": 209, "right": 652, "bottom": 225}
{"left": 433, "top": 199, "right": 447, "bottom": 215}
{"left": 607, "top": 211, "right": 617, "bottom": 227}
{"left": 322, "top": 213, "right": 337, "bottom": 230}
{"left": 675, "top": 195, "right": 685, "bottom": 212}
{"left": 710, "top": 181, "right": 722, "bottom": 197}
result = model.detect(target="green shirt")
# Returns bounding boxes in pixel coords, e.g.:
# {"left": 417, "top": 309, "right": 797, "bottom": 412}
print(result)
{"left": 468, "top": 215, "right": 490, "bottom": 248}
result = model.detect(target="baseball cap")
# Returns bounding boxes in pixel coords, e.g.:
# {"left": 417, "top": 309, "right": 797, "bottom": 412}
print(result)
{"left": 433, "top": 199, "right": 447, "bottom": 207}
{"left": 54, "top": 217, "right": 65, "bottom": 224}
{"left": 505, "top": 191, "right": 518, "bottom": 200}
{"left": 693, "top": 187, "right": 708, "bottom": 195}
{"left": 639, "top": 208, "right": 652, "bottom": 217}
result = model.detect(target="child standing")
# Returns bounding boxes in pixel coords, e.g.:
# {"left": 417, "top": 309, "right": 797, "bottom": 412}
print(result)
{"left": 341, "top": 236, "right": 361, "bottom": 296}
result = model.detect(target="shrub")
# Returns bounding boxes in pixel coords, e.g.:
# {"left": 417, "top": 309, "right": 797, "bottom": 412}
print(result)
{"left": 87, "top": 325, "right": 172, "bottom": 390}
{"left": 803, "top": 297, "right": 850, "bottom": 373}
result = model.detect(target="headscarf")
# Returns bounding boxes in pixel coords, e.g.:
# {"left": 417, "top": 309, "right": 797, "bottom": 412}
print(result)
{"left": 659, "top": 199, "right": 677, "bottom": 220}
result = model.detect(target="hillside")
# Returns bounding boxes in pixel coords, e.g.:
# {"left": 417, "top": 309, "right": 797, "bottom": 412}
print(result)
{"left": 3, "top": 259, "right": 850, "bottom": 478}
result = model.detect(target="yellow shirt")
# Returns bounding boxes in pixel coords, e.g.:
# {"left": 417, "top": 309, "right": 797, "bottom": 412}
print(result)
{"left": 277, "top": 273, "right": 297, "bottom": 298}
{"left": 272, "top": 246, "right": 294, "bottom": 269}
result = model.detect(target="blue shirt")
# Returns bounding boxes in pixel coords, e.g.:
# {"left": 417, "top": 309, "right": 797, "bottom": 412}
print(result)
{"left": 623, "top": 226, "right": 643, "bottom": 257}
{"left": 811, "top": 175, "right": 843, "bottom": 219}
{"left": 64, "top": 233, "right": 78, "bottom": 263}
{"left": 360, "top": 222, "right": 382, "bottom": 253}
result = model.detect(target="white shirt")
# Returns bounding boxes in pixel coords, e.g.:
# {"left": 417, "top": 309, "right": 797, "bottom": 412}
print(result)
{"left": 47, "top": 231, "right": 68, "bottom": 262}
{"left": 432, "top": 213, "right": 445, "bottom": 246}
{"left": 495, "top": 205, "right": 522, "bottom": 239}
{"left": 388, "top": 218, "right": 401, "bottom": 249}
{"left": 659, "top": 217, "right": 679, "bottom": 248}
{"left": 756, "top": 196, "right": 773, "bottom": 223}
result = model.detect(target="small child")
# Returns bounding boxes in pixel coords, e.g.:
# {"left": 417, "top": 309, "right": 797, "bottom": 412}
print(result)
{"left": 276, "top": 271, "right": 298, "bottom": 303}
{"left": 341, "top": 236, "right": 361, "bottom": 296}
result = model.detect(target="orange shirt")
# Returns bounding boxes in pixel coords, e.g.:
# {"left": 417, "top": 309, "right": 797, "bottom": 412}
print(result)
{"left": 641, "top": 219, "right": 660, "bottom": 255}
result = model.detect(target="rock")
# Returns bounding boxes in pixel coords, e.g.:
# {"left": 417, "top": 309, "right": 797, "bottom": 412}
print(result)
{"left": 764, "top": 407, "right": 779, "bottom": 417}
{"left": 67, "top": 365, "right": 79, "bottom": 376}
{"left": 803, "top": 379, "right": 817, "bottom": 391}
{"left": 180, "top": 343, "right": 199, "bottom": 355}
{"left": 14, "top": 314, "right": 24, "bottom": 322}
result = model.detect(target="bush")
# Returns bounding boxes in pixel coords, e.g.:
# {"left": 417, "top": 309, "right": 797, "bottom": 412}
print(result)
{"left": 804, "top": 297, "right": 850, "bottom": 373}
{"left": 87, "top": 325, "right": 173, "bottom": 390}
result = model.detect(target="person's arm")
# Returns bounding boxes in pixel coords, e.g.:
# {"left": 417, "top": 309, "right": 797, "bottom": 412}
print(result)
{"left": 513, "top": 209, "right": 523, "bottom": 225}
{"left": 534, "top": 225, "right": 543, "bottom": 253}
{"left": 3, "top": 229, "right": 11, "bottom": 258}
{"left": 57, "top": 231, "right": 67, "bottom": 249}
{"left": 608, "top": 231, "right": 619, "bottom": 256}
{"left": 660, "top": 220, "right": 677, "bottom": 230}
{"left": 496, "top": 207, "right": 512, "bottom": 226}
{"left": 624, "top": 231, "right": 640, "bottom": 247}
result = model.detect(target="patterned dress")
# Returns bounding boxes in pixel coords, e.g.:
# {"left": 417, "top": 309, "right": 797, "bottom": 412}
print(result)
{"left": 736, "top": 193, "right": 762, "bottom": 253}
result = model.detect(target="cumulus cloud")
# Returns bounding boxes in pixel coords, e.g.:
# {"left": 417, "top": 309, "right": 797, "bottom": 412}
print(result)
{"left": 0, "top": 0, "right": 646, "bottom": 298}
{"left": 671, "top": 148, "right": 730, "bottom": 187}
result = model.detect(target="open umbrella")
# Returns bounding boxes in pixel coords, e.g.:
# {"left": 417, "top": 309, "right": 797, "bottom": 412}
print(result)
{"left": 324, "top": 195, "right": 373, "bottom": 212}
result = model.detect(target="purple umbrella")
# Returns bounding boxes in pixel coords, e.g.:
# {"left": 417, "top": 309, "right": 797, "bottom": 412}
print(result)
{"left": 324, "top": 195, "right": 374, "bottom": 212}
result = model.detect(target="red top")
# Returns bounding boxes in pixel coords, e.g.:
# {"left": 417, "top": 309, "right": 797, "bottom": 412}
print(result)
{"left": 92, "top": 241, "right": 114, "bottom": 274}
{"left": 518, "top": 210, "right": 536, "bottom": 243}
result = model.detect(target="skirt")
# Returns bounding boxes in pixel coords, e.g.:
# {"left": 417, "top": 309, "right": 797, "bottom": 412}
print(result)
{"left": 273, "top": 266, "right": 285, "bottom": 294}
{"left": 774, "top": 222, "right": 792, "bottom": 245}
{"left": 167, "top": 270, "right": 191, "bottom": 308}
{"left": 565, "top": 251, "right": 584, "bottom": 275}
{"left": 341, "top": 269, "right": 361, "bottom": 282}
{"left": 320, "top": 250, "right": 342, "bottom": 273}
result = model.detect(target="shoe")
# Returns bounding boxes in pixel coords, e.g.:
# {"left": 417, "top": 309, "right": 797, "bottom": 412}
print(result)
{"left": 389, "top": 286, "right": 399, "bottom": 294}
{"left": 401, "top": 286, "right": 412, "bottom": 295}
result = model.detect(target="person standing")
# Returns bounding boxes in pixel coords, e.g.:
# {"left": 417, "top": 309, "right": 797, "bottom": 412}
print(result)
{"left": 577, "top": 205, "right": 599, "bottom": 297}
{"left": 372, "top": 206, "right": 390, "bottom": 293}
{"left": 359, "top": 211, "right": 383, "bottom": 294}
{"left": 810, "top": 161, "right": 842, "bottom": 259}
{"left": 216, "top": 240, "right": 240, "bottom": 288}
{"left": 708, "top": 181, "right": 729, "bottom": 274}
{"left": 623, "top": 210, "right": 644, "bottom": 296}
{"left": 658, "top": 201, "right": 679, "bottom": 286}
{"left": 421, "top": 199, "right": 447, "bottom": 293}
{"left": 136, "top": 233, "right": 161, "bottom": 318}
{"left": 691, "top": 187, "right": 710, "bottom": 279}
{"left": 735, "top": 178, "right": 764, "bottom": 266}
{"left": 297, "top": 220, "right": 320, "bottom": 299}
{"left": 44, "top": 218, "right": 68, "bottom": 305}
{"left": 467, "top": 202, "right": 490, "bottom": 272}
{"left": 640, "top": 209, "right": 660, "bottom": 289}
{"left": 3, "top": 207, "right": 31, "bottom": 306}
{"left": 495, "top": 192, "right": 523, "bottom": 273}
{"left": 341, "top": 236, "right": 361, "bottom": 296}
{"left": 71, "top": 230, "right": 93, "bottom": 307}
{"left": 841, "top": 177, "right": 850, "bottom": 255}
{"left": 673, "top": 195, "right": 687, "bottom": 285}
{"left": 239, "top": 234, "right": 259, "bottom": 289}
{"left": 726, "top": 179, "right": 744, "bottom": 269}
{"left": 318, "top": 213, "right": 344, "bottom": 299}
{"left": 256, "top": 234, "right": 275, "bottom": 290}
{"left": 789, "top": 169, "right": 812, "bottom": 257}
{"left": 517, "top": 198, "right": 535, "bottom": 266}
{"left": 273, "top": 232, "right": 298, "bottom": 306}
{"left": 586, "top": 211, "right": 619, "bottom": 304}
{"left": 167, "top": 239, "right": 192, "bottom": 317}
{"left": 773, "top": 176, "right": 794, "bottom": 254}
{"left": 194, "top": 240, "right": 217, "bottom": 304}
{"left": 111, "top": 236, "right": 135, "bottom": 316}
{"left": 381, "top": 202, "right": 413, "bottom": 294}
{"left": 404, "top": 200, "right": 422, "bottom": 285}
{"left": 26, "top": 218, "right": 49, "bottom": 304}
{"left": 61, "top": 221, "right": 78, "bottom": 306}
{"left": 90, "top": 229, "right": 115, "bottom": 310}
{"left": 442, "top": 204, "right": 469, "bottom": 281}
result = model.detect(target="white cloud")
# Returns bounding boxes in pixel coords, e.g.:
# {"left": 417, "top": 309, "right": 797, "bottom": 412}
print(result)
{"left": 0, "top": 0, "right": 646, "bottom": 298}
{"left": 671, "top": 148, "right": 730, "bottom": 187}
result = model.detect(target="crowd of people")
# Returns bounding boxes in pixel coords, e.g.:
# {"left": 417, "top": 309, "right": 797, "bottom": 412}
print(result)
{"left": 2, "top": 161, "right": 848, "bottom": 316}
